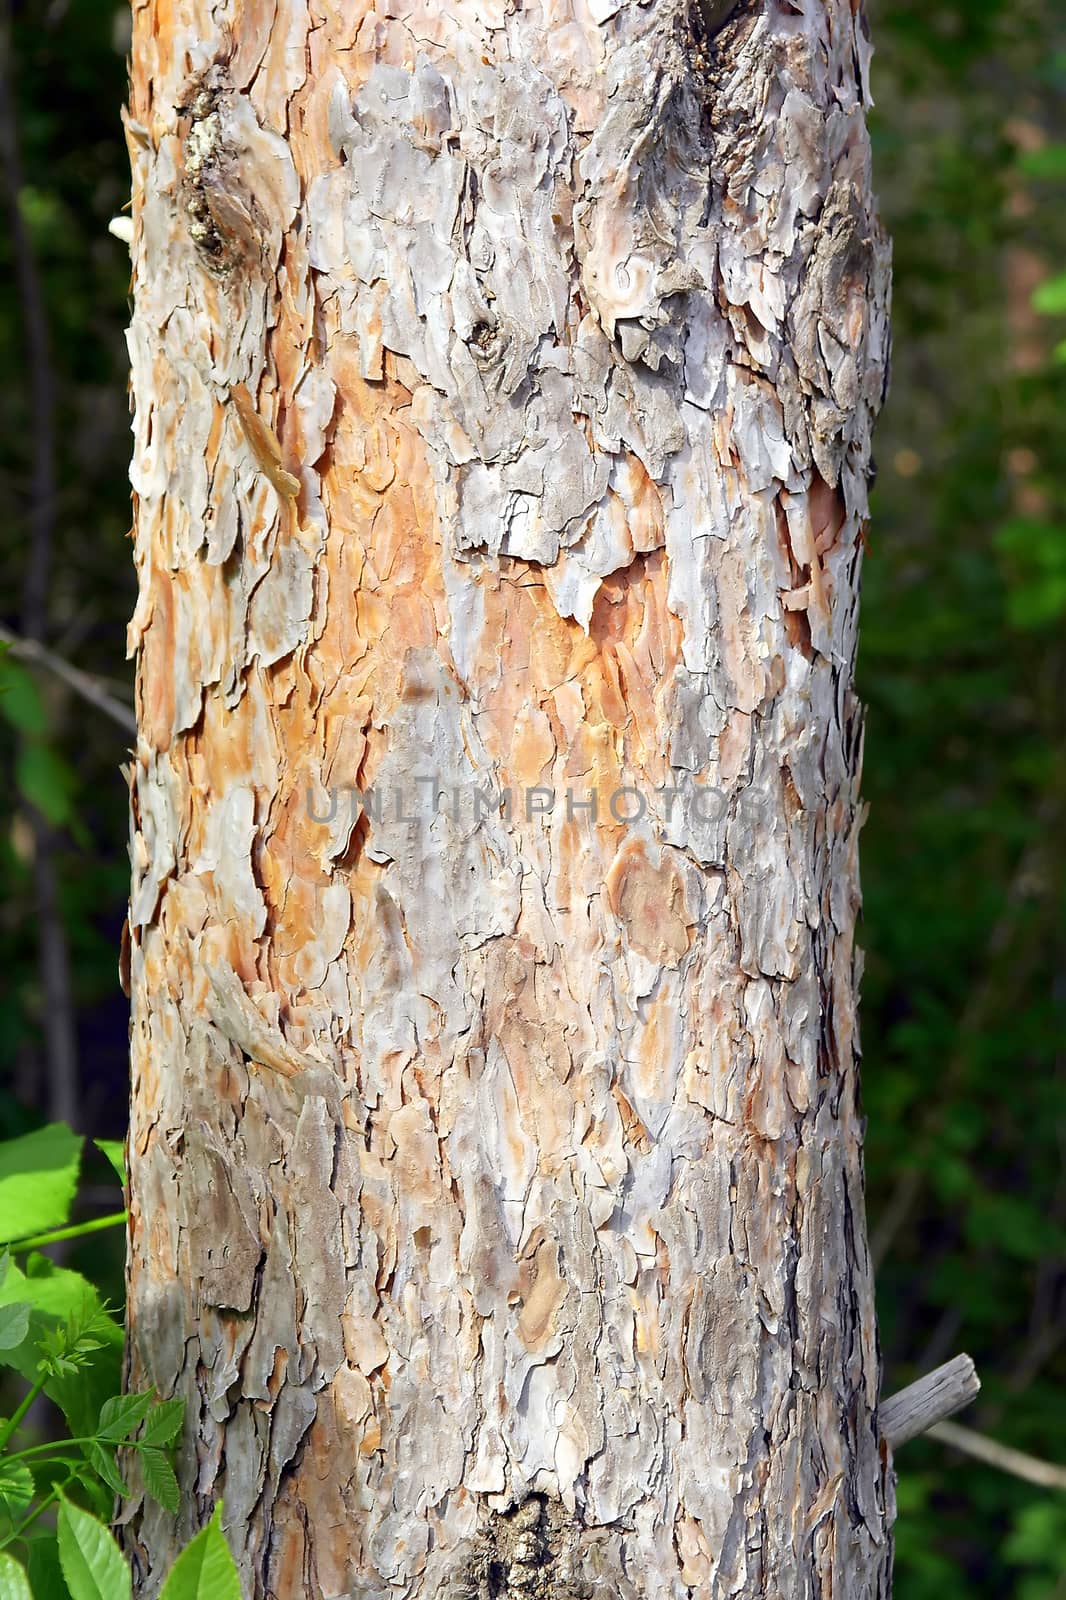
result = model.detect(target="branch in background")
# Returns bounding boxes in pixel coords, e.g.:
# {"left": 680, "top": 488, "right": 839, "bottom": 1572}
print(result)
{"left": 0, "top": 622, "right": 136, "bottom": 736}
{"left": 880, "top": 1353, "right": 981, "bottom": 1449}
{"left": 0, "top": 4, "right": 78, "bottom": 1128}
{"left": 930, "top": 1420, "right": 1066, "bottom": 1493}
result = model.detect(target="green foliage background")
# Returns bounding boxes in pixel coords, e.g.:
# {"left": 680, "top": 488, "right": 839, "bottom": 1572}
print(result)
{"left": 0, "top": 0, "right": 1063, "bottom": 1593}
{"left": 861, "top": 3, "right": 1066, "bottom": 1593}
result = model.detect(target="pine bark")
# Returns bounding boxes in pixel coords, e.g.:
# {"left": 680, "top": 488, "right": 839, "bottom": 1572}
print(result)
{"left": 124, "top": 1, "right": 893, "bottom": 1595}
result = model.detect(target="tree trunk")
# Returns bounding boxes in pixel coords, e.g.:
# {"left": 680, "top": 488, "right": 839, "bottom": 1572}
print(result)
{"left": 124, "top": 1, "right": 892, "bottom": 1595}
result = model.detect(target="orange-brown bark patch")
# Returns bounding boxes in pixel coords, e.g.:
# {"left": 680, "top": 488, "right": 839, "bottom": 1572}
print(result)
{"left": 517, "top": 1238, "right": 567, "bottom": 1351}
{"left": 605, "top": 840, "right": 691, "bottom": 965}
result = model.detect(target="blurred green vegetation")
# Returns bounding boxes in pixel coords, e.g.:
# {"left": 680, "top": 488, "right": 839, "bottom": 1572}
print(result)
{"left": 0, "top": 0, "right": 1062, "bottom": 1594}
{"left": 864, "top": 2, "right": 1066, "bottom": 1592}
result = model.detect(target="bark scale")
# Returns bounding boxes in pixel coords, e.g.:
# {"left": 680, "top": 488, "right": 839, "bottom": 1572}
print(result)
{"left": 124, "top": 0, "right": 893, "bottom": 1595}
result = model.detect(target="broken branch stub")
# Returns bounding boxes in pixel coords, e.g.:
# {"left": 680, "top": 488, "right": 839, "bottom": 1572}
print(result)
{"left": 880, "top": 1353, "right": 981, "bottom": 1450}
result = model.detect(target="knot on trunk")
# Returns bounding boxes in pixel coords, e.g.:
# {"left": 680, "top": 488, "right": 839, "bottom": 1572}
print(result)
{"left": 176, "top": 59, "right": 298, "bottom": 279}
{"left": 446, "top": 1496, "right": 599, "bottom": 1599}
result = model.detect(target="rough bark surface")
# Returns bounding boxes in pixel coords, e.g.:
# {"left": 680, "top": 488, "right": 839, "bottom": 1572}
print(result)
{"left": 124, "top": 0, "right": 893, "bottom": 1596}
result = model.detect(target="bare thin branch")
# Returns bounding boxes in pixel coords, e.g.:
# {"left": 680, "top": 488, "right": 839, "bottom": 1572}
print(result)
{"left": 0, "top": 623, "right": 136, "bottom": 737}
{"left": 930, "top": 1420, "right": 1066, "bottom": 1492}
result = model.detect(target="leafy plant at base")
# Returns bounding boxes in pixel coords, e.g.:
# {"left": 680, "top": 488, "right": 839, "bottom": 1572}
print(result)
{"left": 49, "top": 1499, "right": 240, "bottom": 1600}
{"left": 0, "top": 1125, "right": 241, "bottom": 1596}
{"left": 154, "top": 1508, "right": 240, "bottom": 1600}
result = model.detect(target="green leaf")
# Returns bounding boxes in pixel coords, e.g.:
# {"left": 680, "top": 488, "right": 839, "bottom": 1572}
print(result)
{"left": 994, "top": 518, "right": 1066, "bottom": 628}
{"left": 0, "top": 659, "right": 47, "bottom": 737}
{"left": 0, "top": 1460, "right": 35, "bottom": 1522}
{"left": 0, "top": 1553, "right": 34, "bottom": 1600}
{"left": 1031, "top": 271, "right": 1066, "bottom": 316}
{"left": 140, "top": 1397, "right": 184, "bottom": 1448}
{"left": 139, "top": 1447, "right": 179, "bottom": 1515}
{"left": 158, "top": 1505, "right": 239, "bottom": 1600}
{"left": 0, "top": 1301, "right": 31, "bottom": 1350}
{"left": 0, "top": 1258, "right": 122, "bottom": 1436}
{"left": 0, "top": 1124, "right": 83, "bottom": 1246}
{"left": 97, "top": 1390, "right": 155, "bottom": 1443}
{"left": 26, "top": 1537, "right": 67, "bottom": 1600}
{"left": 1018, "top": 143, "right": 1066, "bottom": 180}
{"left": 1007, "top": 575, "right": 1066, "bottom": 629}
{"left": 39, "top": 1297, "right": 117, "bottom": 1382}
{"left": 83, "top": 1440, "right": 129, "bottom": 1500}
{"left": 93, "top": 1142, "right": 125, "bottom": 1186}
{"left": 1003, "top": 1497, "right": 1066, "bottom": 1568}
{"left": 15, "top": 742, "right": 77, "bottom": 828}
{"left": 994, "top": 517, "right": 1062, "bottom": 557}
{"left": 56, "top": 1495, "right": 130, "bottom": 1600}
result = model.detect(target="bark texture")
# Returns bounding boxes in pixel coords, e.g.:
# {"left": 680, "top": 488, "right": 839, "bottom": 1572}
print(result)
{"left": 124, "top": 0, "right": 893, "bottom": 1595}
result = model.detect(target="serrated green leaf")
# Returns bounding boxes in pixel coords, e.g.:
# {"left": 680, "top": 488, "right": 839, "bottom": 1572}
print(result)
{"left": 0, "top": 1258, "right": 122, "bottom": 1436}
{"left": 15, "top": 742, "right": 77, "bottom": 828}
{"left": 98, "top": 1390, "right": 155, "bottom": 1443}
{"left": 158, "top": 1505, "right": 239, "bottom": 1600}
{"left": 0, "top": 1460, "right": 35, "bottom": 1521}
{"left": 0, "top": 1553, "right": 34, "bottom": 1600}
{"left": 39, "top": 1296, "right": 117, "bottom": 1384}
{"left": 139, "top": 1397, "right": 184, "bottom": 1448}
{"left": 0, "top": 1301, "right": 31, "bottom": 1350}
{"left": 0, "top": 1124, "right": 83, "bottom": 1246}
{"left": 139, "top": 1447, "right": 179, "bottom": 1515}
{"left": 84, "top": 1440, "right": 129, "bottom": 1499}
{"left": 93, "top": 1142, "right": 125, "bottom": 1186}
{"left": 56, "top": 1495, "right": 130, "bottom": 1600}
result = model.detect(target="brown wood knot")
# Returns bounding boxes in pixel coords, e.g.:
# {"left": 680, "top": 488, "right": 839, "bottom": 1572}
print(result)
{"left": 685, "top": 0, "right": 761, "bottom": 96}
{"left": 447, "top": 1496, "right": 598, "bottom": 1599}
{"left": 469, "top": 320, "right": 502, "bottom": 359}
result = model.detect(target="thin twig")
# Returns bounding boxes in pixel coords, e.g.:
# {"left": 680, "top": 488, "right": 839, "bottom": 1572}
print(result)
{"left": 0, "top": 622, "right": 136, "bottom": 736}
{"left": 9, "top": 1210, "right": 128, "bottom": 1253}
{"left": 930, "top": 1420, "right": 1066, "bottom": 1492}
